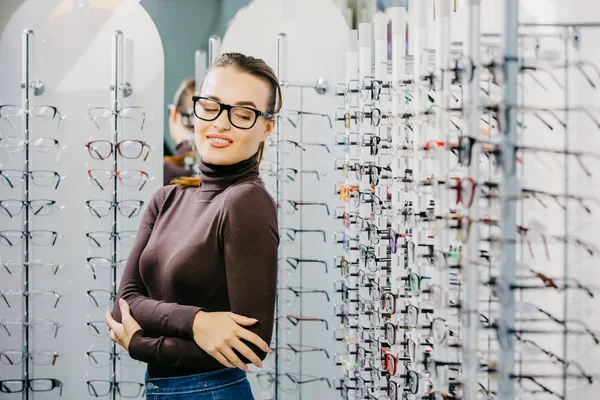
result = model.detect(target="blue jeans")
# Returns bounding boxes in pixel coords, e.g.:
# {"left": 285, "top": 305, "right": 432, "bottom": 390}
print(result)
{"left": 144, "top": 368, "right": 254, "bottom": 400}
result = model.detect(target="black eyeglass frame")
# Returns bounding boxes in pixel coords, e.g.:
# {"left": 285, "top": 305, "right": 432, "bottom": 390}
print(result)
{"left": 192, "top": 96, "right": 274, "bottom": 129}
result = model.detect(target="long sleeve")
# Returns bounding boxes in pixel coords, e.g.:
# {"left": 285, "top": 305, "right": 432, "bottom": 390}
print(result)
{"left": 220, "top": 182, "right": 279, "bottom": 361}
{"left": 112, "top": 186, "right": 201, "bottom": 338}
{"left": 126, "top": 181, "right": 278, "bottom": 367}
{"left": 128, "top": 331, "right": 223, "bottom": 369}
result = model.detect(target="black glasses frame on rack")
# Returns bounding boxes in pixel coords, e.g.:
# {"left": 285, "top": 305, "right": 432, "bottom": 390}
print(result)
{"left": 85, "top": 231, "right": 137, "bottom": 248}
{"left": 0, "top": 230, "right": 62, "bottom": 247}
{"left": 0, "top": 378, "right": 63, "bottom": 395}
{"left": 86, "top": 350, "right": 140, "bottom": 368}
{"left": 0, "top": 199, "right": 62, "bottom": 218}
{"left": 86, "top": 380, "right": 145, "bottom": 398}
{"left": 280, "top": 228, "right": 327, "bottom": 244}
{"left": 85, "top": 199, "right": 145, "bottom": 219}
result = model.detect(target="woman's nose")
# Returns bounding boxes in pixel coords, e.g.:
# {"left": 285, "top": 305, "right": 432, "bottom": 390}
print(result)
{"left": 213, "top": 109, "right": 231, "bottom": 130}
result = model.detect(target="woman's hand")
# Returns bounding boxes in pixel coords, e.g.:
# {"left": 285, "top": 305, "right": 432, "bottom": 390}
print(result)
{"left": 106, "top": 299, "right": 142, "bottom": 351}
{"left": 192, "top": 311, "right": 270, "bottom": 371}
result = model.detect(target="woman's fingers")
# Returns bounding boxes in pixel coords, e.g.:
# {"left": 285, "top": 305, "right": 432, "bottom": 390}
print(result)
{"left": 212, "top": 352, "right": 235, "bottom": 369}
{"left": 220, "top": 347, "right": 248, "bottom": 371}
{"left": 236, "top": 328, "right": 270, "bottom": 353}
{"left": 229, "top": 312, "right": 258, "bottom": 327}
{"left": 105, "top": 310, "right": 119, "bottom": 331}
{"left": 118, "top": 298, "right": 131, "bottom": 319}
{"left": 232, "top": 339, "right": 263, "bottom": 368}
{"left": 109, "top": 329, "right": 117, "bottom": 344}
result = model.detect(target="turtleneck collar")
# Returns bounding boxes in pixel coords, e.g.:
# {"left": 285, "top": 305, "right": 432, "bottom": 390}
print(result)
{"left": 198, "top": 153, "right": 259, "bottom": 192}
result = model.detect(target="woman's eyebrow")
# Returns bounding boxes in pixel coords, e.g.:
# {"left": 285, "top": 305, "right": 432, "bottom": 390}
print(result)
{"left": 205, "top": 95, "right": 257, "bottom": 108}
{"left": 234, "top": 100, "right": 258, "bottom": 108}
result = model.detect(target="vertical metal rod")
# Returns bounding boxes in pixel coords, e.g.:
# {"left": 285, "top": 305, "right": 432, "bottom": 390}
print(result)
{"left": 499, "top": 0, "right": 518, "bottom": 399}
{"left": 298, "top": 86, "right": 303, "bottom": 400}
{"left": 561, "top": 26, "right": 569, "bottom": 400}
{"left": 463, "top": 1, "right": 481, "bottom": 399}
{"left": 208, "top": 35, "right": 222, "bottom": 68}
{"left": 194, "top": 50, "right": 207, "bottom": 95}
{"left": 21, "top": 28, "right": 34, "bottom": 400}
{"left": 275, "top": 32, "right": 287, "bottom": 400}
{"left": 390, "top": 6, "right": 406, "bottom": 316}
{"left": 110, "top": 30, "right": 123, "bottom": 400}
{"left": 434, "top": 0, "right": 451, "bottom": 391}
{"left": 373, "top": 13, "right": 387, "bottom": 82}
{"left": 412, "top": 3, "right": 426, "bottom": 394}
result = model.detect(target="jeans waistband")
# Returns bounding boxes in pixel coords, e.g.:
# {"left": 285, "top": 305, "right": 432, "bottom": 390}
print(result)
{"left": 144, "top": 368, "right": 247, "bottom": 394}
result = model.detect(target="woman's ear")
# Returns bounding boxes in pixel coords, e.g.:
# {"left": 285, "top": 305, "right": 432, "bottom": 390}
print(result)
{"left": 168, "top": 105, "right": 178, "bottom": 123}
{"left": 263, "top": 118, "right": 275, "bottom": 140}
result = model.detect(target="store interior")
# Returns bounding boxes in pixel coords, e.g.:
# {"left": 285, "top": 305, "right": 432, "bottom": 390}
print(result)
{"left": 1, "top": 0, "right": 600, "bottom": 399}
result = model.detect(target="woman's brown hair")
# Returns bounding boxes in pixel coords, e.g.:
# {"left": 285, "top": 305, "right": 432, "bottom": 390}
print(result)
{"left": 172, "top": 53, "right": 282, "bottom": 187}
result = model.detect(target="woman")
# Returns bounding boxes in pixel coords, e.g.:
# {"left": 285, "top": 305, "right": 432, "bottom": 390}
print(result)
{"left": 163, "top": 78, "right": 198, "bottom": 186}
{"left": 106, "top": 52, "right": 281, "bottom": 399}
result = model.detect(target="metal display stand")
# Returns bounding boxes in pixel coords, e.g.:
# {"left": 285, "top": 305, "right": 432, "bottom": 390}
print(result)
{"left": 270, "top": 32, "right": 333, "bottom": 400}
{"left": 330, "top": 2, "right": 600, "bottom": 400}
{"left": 109, "top": 30, "right": 123, "bottom": 400}
{"left": 21, "top": 28, "right": 36, "bottom": 400}
{"left": 1, "top": 3, "right": 163, "bottom": 398}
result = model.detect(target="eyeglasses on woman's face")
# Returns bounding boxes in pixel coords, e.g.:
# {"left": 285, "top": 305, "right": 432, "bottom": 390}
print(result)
{"left": 192, "top": 96, "right": 274, "bottom": 130}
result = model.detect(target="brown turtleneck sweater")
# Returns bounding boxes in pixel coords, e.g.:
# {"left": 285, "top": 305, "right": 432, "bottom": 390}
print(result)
{"left": 111, "top": 154, "right": 279, "bottom": 378}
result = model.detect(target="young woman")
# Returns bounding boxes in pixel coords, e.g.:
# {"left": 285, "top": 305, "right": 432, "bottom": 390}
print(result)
{"left": 106, "top": 53, "right": 281, "bottom": 399}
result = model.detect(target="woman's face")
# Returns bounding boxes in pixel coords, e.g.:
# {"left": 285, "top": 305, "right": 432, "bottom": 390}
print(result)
{"left": 194, "top": 66, "right": 275, "bottom": 165}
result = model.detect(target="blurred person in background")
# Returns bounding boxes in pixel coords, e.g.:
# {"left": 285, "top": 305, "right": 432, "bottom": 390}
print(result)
{"left": 163, "top": 78, "right": 198, "bottom": 185}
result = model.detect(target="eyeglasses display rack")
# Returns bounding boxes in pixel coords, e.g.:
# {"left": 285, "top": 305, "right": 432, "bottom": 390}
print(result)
{"left": 0, "top": 28, "right": 66, "bottom": 399}
{"left": 83, "top": 30, "right": 150, "bottom": 400}
{"left": 329, "top": 1, "right": 600, "bottom": 400}
{"left": 1, "top": 3, "right": 164, "bottom": 398}
{"left": 248, "top": 31, "right": 339, "bottom": 399}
